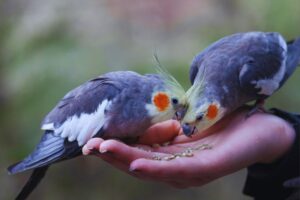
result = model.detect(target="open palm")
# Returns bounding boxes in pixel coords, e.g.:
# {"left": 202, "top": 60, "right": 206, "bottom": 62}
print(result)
{"left": 82, "top": 107, "right": 295, "bottom": 188}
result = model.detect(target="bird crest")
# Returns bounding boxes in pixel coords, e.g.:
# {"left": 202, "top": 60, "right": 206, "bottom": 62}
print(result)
{"left": 184, "top": 65, "right": 206, "bottom": 108}
{"left": 153, "top": 53, "right": 186, "bottom": 99}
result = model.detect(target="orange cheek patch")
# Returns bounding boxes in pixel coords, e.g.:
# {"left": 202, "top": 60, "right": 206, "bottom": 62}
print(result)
{"left": 153, "top": 92, "right": 170, "bottom": 112}
{"left": 206, "top": 104, "right": 218, "bottom": 119}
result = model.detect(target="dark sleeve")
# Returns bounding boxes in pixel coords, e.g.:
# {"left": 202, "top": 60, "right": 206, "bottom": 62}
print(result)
{"left": 243, "top": 108, "right": 300, "bottom": 200}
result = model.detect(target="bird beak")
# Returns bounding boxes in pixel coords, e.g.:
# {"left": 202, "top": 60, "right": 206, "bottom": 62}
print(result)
{"left": 175, "top": 106, "right": 187, "bottom": 121}
{"left": 182, "top": 123, "right": 196, "bottom": 137}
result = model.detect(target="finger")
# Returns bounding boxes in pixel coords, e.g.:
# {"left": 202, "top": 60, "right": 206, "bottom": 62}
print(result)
{"left": 90, "top": 152, "right": 159, "bottom": 182}
{"left": 172, "top": 134, "right": 202, "bottom": 144}
{"left": 82, "top": 138, "right": 105, "bottom": 155}
{"left": 138, "top": 120, "right": 180, "bottom": 145}
{"left": 94, "top": 154, "right": 149, "bottom": 180}
{"left": 96, "top": 153, "right": 129, "bottom": 172}
{"left": 99, "top": 140, "right": 171, "bottom": 165}
{"left": 129, "top": 157, "right": 195, "bottom": 180}
{"left": 129, "top": 157, "right": 215, "bottom": 185}
{"left": 83, "top": 138, "right": 134, "bottom": 174}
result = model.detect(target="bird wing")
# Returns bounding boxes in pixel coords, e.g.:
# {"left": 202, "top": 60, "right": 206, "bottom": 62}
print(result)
{"left": 238, "top": 32, "right": 287, "bottom": 97}
{"left": 41, "top": 75, "right": 121, "bottom": 146}
{"left": 8, "top": 75, "right": 121, "bottom": 174}
{"left": 282, "top": 37, "right": 300, "bottom": 84}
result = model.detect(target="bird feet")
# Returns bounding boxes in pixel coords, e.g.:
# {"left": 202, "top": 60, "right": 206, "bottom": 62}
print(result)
{"left": 152, "top": 144, "right": 212, "bottom": 161}
{"left": 246, "top": 99, "right": 266, "bottom": 118}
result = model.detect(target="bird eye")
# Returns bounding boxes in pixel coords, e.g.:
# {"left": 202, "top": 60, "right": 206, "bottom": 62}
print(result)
{"left": 247, "top": 58, "right": 255, "bottom": 64}
{"left": 196, "top": 114, "right": 203, "bottom": 121}
{"left": 172, "top": 98, "right": 178, "bottom": 105}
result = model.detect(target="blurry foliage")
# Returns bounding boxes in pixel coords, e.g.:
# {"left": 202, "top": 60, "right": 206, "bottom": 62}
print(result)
{"left": 0, "top": 0, "right": 299, "bottom": 199}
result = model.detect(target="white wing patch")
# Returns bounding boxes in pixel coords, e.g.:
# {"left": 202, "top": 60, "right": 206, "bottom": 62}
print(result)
{"left": 251, "top": 34, "right": 287, "bottom": 96}
{"left": 41, "top": 123, "right": 55, "bottom": 130}
{"left": 42, "top": 100, "right": 111, "bottom": 146}
{"left": 251, "top": 80, "right": 279, "bottom": 95}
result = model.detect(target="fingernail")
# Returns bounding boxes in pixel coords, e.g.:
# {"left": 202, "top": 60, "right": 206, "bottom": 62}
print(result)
{"left": 129, "top": 166, "right": 140, "bottom": 173}
{"left": 100, "top": 149, "right": 108, "bottom": 154}
{"left": 87, "top": 147, "right": 94, "bottom": 151}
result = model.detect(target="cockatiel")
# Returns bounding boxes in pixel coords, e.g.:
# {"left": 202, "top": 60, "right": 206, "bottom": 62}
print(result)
{"left": 180, "top": 32, "right": 300, "bottom": 136}
{"left": 8, "top": 69, "right": 186, "bottom": 200}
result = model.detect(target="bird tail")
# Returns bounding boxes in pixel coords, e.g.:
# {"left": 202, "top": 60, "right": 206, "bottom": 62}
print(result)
{"left": 8, "top": 130, "right": 66, "bottom": 174}
{"left": 14, "top": 166, "right": 49, "bottom": 200}
{"left": 285, "top": 37, "right": 300, "bottom": 78}
{"left": 8, "top": 130, "right": 81, "bottom": 200}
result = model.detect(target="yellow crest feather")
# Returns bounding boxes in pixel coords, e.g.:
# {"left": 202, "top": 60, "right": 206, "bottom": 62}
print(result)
{"left": 153, "top": 53, "right": 185, "bottom": 97}
{"left": 185, "top": 65, "right": 206, "bottom": 107}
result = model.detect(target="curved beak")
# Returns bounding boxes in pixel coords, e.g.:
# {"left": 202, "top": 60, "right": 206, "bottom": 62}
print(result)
{"left": 175, "top": 106, "right": 187, "bottom": 121}
{"left": 182, "top": 123, "right": 196, "bottom": 137}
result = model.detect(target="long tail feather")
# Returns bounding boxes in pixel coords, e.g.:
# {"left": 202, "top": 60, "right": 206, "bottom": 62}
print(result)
{"left": 15, "top": 166, "right": 49, "bottom": 200}
{"left": 8, "top": 130, "right": 82, "bottom": 199}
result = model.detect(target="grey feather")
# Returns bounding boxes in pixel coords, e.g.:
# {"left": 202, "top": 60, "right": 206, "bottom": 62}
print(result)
{"left": 42, "top": 75, "right": 119, "bottom": 127}
{"left": 10, "top": 71, "right": 164, "bottom": 174}
{"left": 189, "top": 32, "right": 296, "bottom": 110}
{"left": 182, "top": 32, "right": 300, "bottom": 137}
{"left": 8, "top": 70, "right": 176, "bottom": 200}
{"left": 8, "top": 130, "right": 77, "bottom": 174}
{"left": 281, "top": 37, "right": 300, "bottom": 84}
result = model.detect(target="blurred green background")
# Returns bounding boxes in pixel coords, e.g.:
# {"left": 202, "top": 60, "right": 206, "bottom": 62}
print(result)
{"left": 0, "top": 0, "right": 299, "bottom": 199}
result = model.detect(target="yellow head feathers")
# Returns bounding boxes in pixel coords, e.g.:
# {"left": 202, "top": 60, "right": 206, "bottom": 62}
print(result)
{"left": 153, "top": 54, "right": 186, "bottom": 99}
{"left": 184, "top": 65, "right": 206, "bottom": 109}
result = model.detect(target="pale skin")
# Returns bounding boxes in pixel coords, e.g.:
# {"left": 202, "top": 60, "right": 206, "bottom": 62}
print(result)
{"left": 82, "top": 107, "right": 295, "bottom": 189}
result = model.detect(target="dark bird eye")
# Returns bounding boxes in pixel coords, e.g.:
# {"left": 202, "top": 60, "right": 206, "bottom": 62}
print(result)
{"left": 196, "top": 114, "right": 203, "bottom": 121}
{"left": 247, "top": 59, "right": 255, "bottom": 64}
{"left": 172, "top": 98, "right": 178, "bottom": 105}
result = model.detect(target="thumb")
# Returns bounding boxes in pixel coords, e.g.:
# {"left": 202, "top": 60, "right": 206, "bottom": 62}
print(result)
{"left": 138, "top": 120, "right": 180, "bottom": 145}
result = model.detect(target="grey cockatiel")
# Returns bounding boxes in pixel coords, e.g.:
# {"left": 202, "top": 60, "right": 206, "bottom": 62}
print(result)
{"left": 180, "top": 32, "right": 300, "bottom": 136}
{"left": 8, "top": 70, "right": 186, "bottom": 200}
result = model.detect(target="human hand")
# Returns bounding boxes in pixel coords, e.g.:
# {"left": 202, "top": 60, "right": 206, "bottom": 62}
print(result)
{"left": 82, "top": 107, "right": 295, "bottom": 188}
